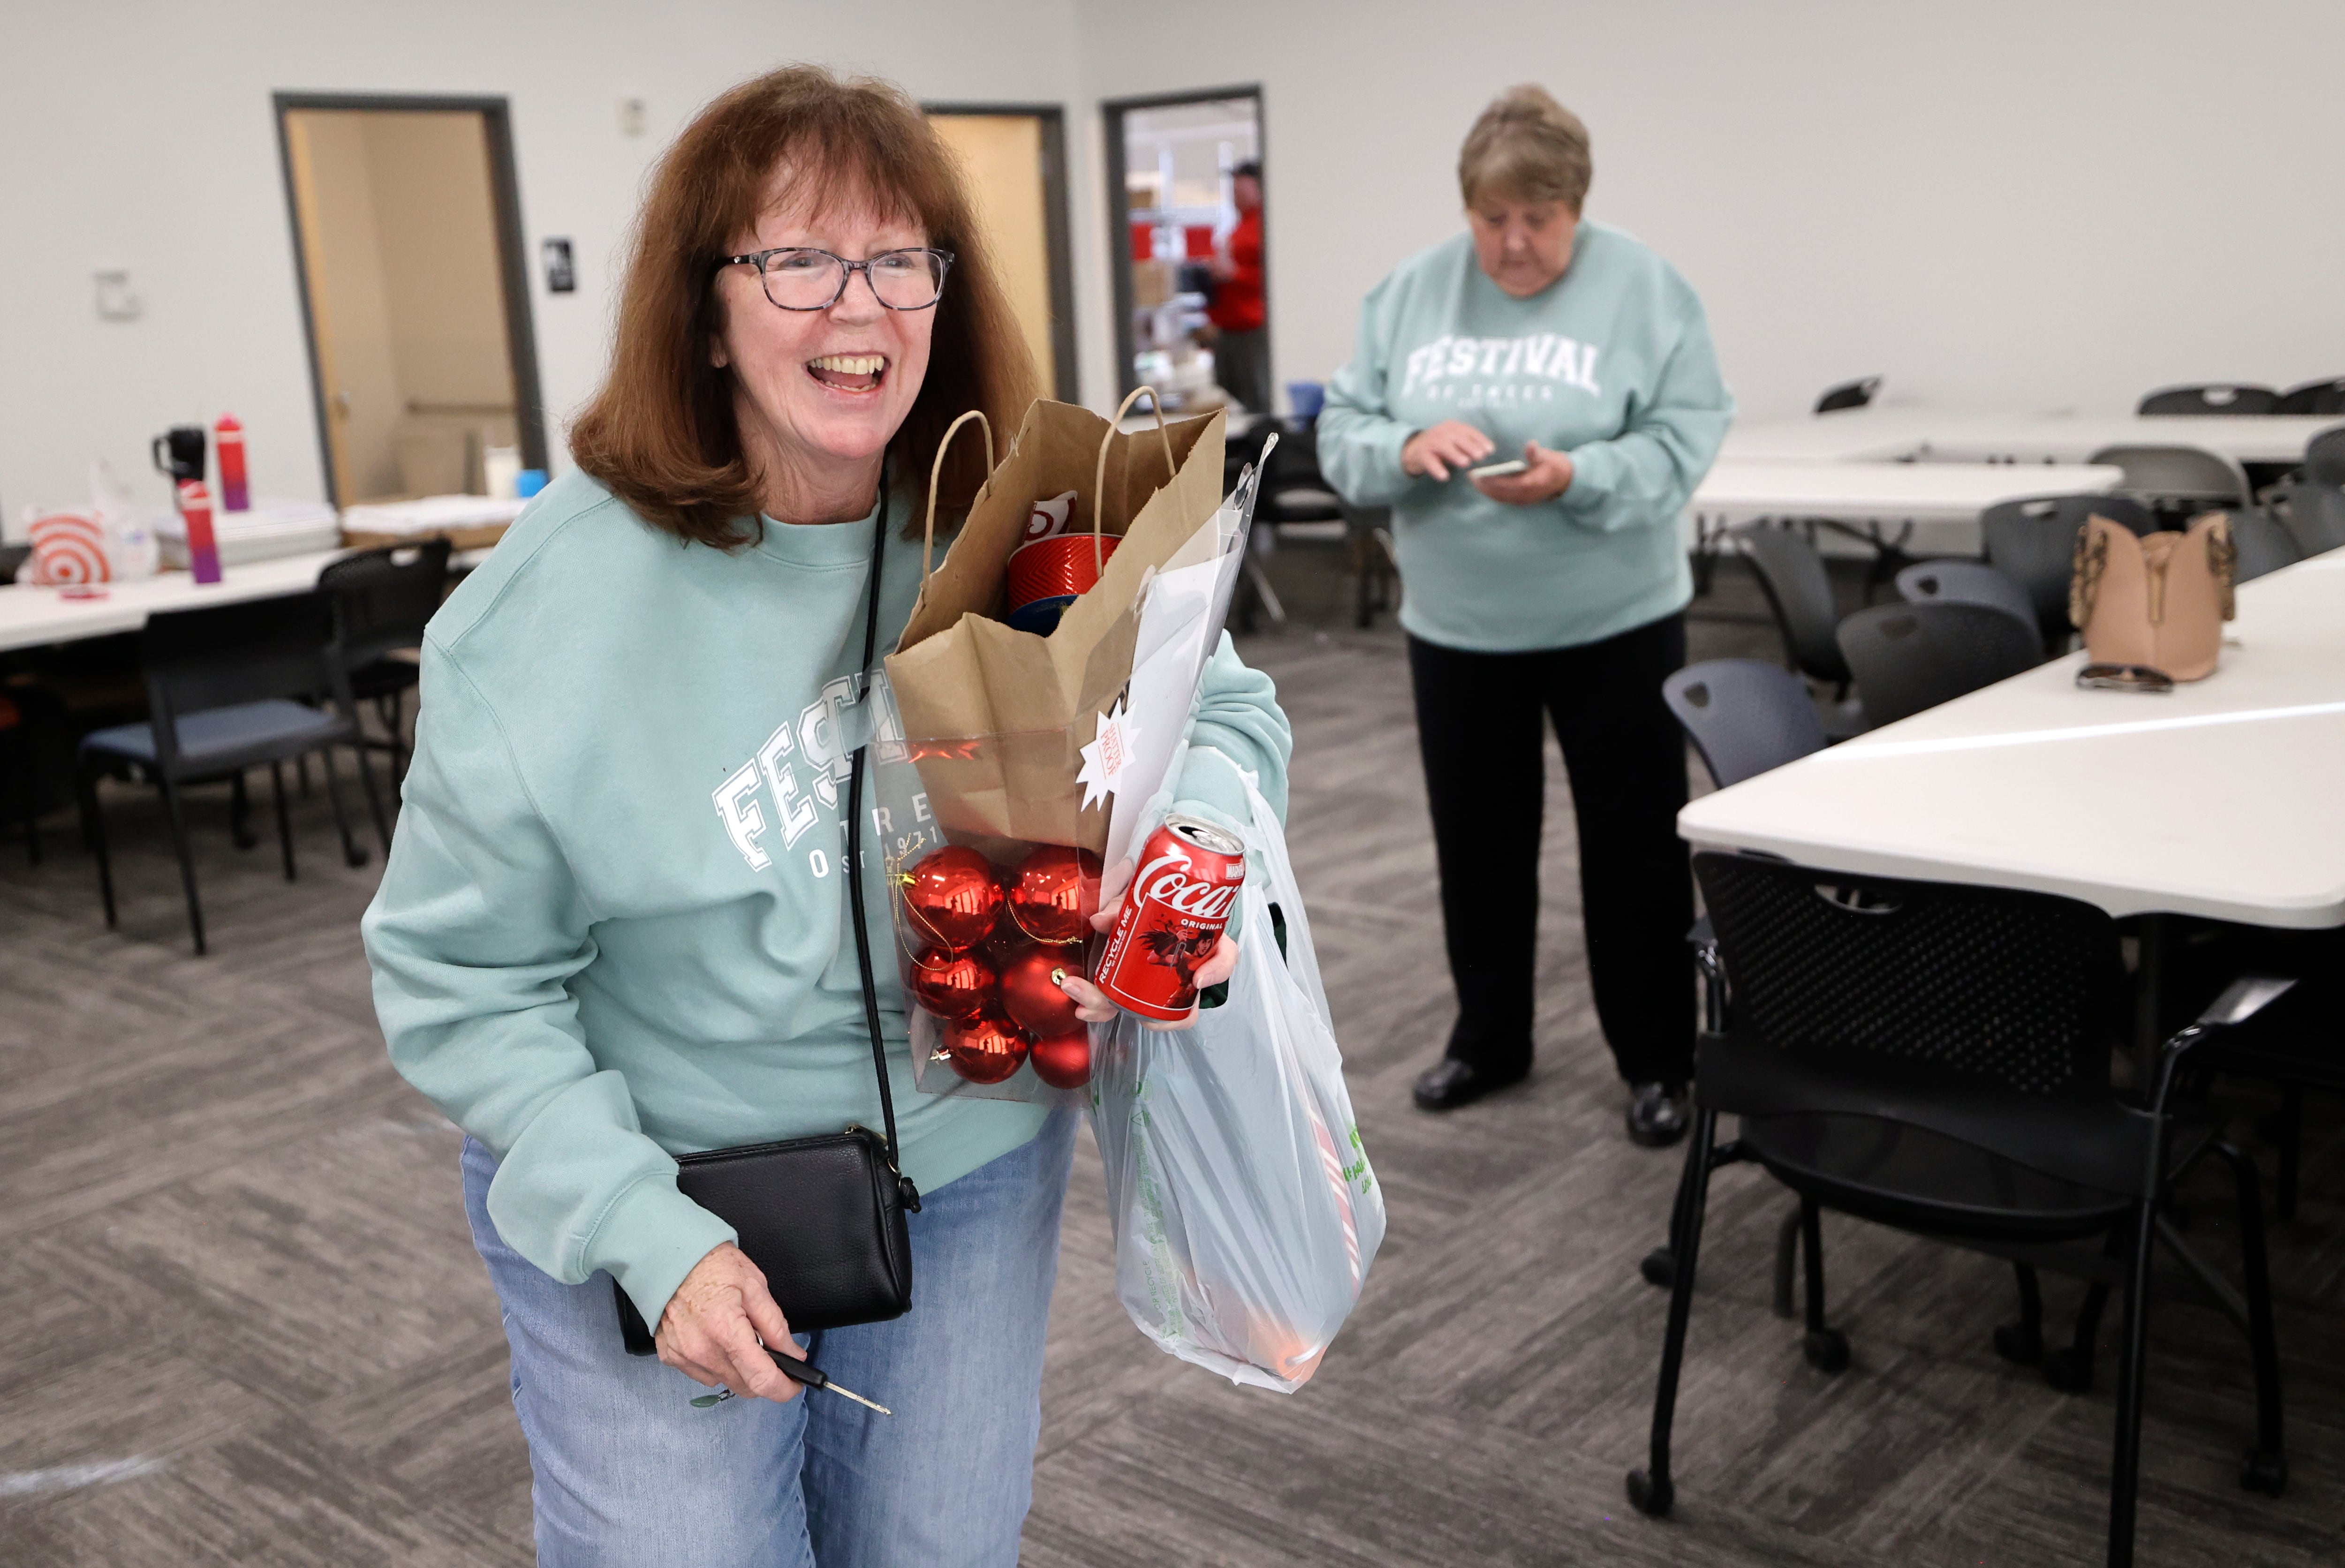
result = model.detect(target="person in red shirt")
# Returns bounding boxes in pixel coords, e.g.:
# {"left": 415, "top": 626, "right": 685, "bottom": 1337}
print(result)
{"left": 1208, "top": 161, "right": 1269, "bottom": 413}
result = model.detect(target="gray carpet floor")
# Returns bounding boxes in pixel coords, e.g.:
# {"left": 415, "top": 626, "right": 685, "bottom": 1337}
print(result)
{"left": 2, "top": 553, "right": 2338, "bottom": 1565}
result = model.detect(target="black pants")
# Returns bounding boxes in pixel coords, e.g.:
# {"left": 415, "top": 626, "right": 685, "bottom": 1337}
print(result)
{"left": 1409, "top": 614, "right": 1694, "bottom": 1086}
{"left": 1213, "top": 327, "right": 1271, "bottom": 415}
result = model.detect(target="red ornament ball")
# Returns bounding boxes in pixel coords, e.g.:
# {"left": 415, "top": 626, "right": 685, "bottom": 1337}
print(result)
{"left": 901, "top": 845, "right": 1003, "bottom": 950}
{"left": 941, "top": 1010, "right": 1030, "bottom": 1085}
{"left": 1028, "top": 1026, "right": 1093, "bottom": 1089}
{"left": 998, "top": 945, "right": 1086, "bottom": 1038}
{"left": 908, "top": 944, "right": 996, "bottom": 1021}
{"left": 1002, "top": 845, "right": 1103, "bottom": 946}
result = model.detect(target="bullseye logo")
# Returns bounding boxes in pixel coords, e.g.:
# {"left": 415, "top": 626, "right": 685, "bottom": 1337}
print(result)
{"left": 28, "top": 512, "right": 112, "bottom": 585}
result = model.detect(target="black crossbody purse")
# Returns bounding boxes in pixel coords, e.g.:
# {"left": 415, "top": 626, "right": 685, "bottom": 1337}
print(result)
{"left": 616, "top": 507, "right": 919, "bottom": 1355}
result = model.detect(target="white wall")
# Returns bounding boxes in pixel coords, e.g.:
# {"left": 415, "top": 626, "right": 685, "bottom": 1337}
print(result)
{"left": 1073, "top": 0, "right": 2345, "bottom": 426}
{"left": 0, "top": 0, "right": 1081, "bottom": 529}
{"left": 8, "top": 0, "right": 2343, "bottom": 532}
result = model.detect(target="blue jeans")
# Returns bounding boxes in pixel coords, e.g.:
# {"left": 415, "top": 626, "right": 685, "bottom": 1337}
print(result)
{"left": 461, "top": 1109, "right": 1078, "bottom": 1568}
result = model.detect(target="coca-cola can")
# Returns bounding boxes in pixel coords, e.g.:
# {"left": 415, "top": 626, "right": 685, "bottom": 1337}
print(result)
{"left": 1094, "top": 816, "right": 1247, "bottom": 1021}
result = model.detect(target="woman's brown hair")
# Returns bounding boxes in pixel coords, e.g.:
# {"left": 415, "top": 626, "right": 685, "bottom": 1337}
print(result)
{"left": 570, "top": 65, "right": 1036, "bottom": 546}
{"left": 1458, "top": 84, "right": 1593, "bottom": 212}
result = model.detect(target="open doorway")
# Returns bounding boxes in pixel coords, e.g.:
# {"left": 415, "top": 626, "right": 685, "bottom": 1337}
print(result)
{"left": 273, "top": 94, "right": 545, "bottom": 506}
{"left": 924, "top": 105, "right": 1077, "bottom": 401}
{"left": 1104, "top": 87, "right": 1266, "bottom": 414}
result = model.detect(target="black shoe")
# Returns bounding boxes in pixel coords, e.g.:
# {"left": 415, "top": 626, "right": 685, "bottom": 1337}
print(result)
{"left": 1626, "top": 1083, "right": 1689, "bottom": 1147}
{"left": 1413, "top": 1057, "right": 1527, "bottom": 1112}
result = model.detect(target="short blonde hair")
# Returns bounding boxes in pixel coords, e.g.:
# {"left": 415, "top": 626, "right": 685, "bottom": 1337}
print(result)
{"left": 1458, "top": 84, "right": 1592, "bottom": 211}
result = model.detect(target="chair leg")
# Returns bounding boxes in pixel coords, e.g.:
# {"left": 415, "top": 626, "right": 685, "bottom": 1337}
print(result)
{"left": 2108, "top": 1196, "right": 2158, "bottom": 1568}
{"left": 297, "top": 752, "right": 313, "bottom": 798}
{"left": 230, "top": 768, "right": 262, "bottom": 851}
{"left": 2276, "top": 1087, "right": 2301, "bottom": 1222}
{"left": 1627, "top": 1107, "right": 1720, "bottom": 1519}
{"left": 1799, "top": 1198, "right": 1850, "bottom": 1372}
{"left": 2212, "top": 1140, "right": 2288, "bottom": 1495}
{"left": 1996, "top": 1264, "right": 2045, "bottom": 1365}
{"left": 158, "top": 774, "right": 206, "bottom": 956}
{"left": 349, "top": 738, "right": 392, "bottom": 857}
{"left": 2045, "top": 1280, "right": 2112, "bottom": 1394}
{"left": 270, "top": 760, "right": 296, "bottom": 881}
{"left": 1641, "top": 1118, "right": 1710, "bottom": 1289}
{"left": 318, "top": 747, "right": 366, "bottom": 869}
{"left": 78, "top": 762, "right": 117, "bottom": 929}
{"left": 1772, "top": 1204, "right": 1801, "bottom": 1319}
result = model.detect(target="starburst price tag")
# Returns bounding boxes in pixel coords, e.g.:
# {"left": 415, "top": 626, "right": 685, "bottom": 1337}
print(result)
{"left": 1076, "top": 700, "right": 1140, "bottom": 812}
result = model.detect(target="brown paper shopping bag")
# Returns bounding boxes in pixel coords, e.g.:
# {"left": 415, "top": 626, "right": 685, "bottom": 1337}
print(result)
{"left": 885, "top": 391, "right": 1227, "bottom": 853}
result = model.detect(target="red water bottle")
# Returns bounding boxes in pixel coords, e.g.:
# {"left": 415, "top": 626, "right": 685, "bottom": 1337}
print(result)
{"left": 214, "top": 414, "right": 249, "bottom": 512}
{"left": 179, "top": 480, "right": 222, "bottom": 584}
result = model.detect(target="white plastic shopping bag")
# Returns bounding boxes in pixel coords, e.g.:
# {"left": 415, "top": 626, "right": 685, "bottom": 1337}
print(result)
{"left": 1089, "top": 768, "right": 1384, "bottom": 1392}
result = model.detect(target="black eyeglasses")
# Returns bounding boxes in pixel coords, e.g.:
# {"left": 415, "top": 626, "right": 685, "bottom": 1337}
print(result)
{"left": 718, "top": 247, "right": 954, "bottom": 312}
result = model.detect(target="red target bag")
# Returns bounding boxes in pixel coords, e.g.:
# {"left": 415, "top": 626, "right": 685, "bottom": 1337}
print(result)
{"left": 26, "top": 511, "right": 113, "bottom": 586}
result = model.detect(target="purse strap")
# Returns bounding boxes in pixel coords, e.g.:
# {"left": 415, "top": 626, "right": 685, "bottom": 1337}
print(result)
{"left": 844, "top": 497, "right": 916, "bottom": 1205}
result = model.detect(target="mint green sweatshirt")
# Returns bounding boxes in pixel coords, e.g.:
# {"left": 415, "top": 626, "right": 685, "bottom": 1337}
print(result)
{"left": 1318, "top": 222, "right": 1733, "bottom": 653}
{"left": 362, "top": 472, "right": 1291, "bottom": 1331}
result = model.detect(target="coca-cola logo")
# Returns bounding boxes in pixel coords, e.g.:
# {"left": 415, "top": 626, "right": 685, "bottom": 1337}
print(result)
{"left": 1137, "top": 852, "right": 1238, "bottom": 920}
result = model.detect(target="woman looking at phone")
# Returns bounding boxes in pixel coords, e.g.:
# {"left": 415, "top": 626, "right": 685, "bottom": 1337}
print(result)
{"left": 1318, "top": 84, "right": 1732, "bottom": 1144}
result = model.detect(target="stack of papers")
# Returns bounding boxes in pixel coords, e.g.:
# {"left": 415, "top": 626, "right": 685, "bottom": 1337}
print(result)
{"left": 340, "top": 495, "right": 528, "bottom": 536}
{"left": 156, "top": 498, "right": 342, "bottom": 567}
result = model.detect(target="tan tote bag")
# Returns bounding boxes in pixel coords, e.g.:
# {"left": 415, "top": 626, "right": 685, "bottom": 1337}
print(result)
{"left": 2069, "top": 512, "right": 2237, "bottom": 682}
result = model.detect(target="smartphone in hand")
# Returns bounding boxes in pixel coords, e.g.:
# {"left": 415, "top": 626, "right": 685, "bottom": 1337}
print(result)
{"left": 1467, "top": 459, "right": 1529, "bottom": 480}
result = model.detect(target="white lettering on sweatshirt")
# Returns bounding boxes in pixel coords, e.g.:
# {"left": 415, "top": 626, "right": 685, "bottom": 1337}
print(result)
{"left": 1399, "top": 332, "right": 1602, "bottom": 403}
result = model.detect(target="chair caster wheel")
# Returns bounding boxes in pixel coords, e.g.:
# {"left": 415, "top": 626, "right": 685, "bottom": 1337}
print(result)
{"left": 2042, "top": 1348, "right": 2094, "bottom": 1394}
{"left": 2241, "top": 1449, "right": 2287, "bottom": 1497}
{"left": 1625, "top": 1469, "right": 1672, "bottom": 1517}
{"left": 1640, "top": 1248, "right": 1677, "bottom": 1289}
{"left": 1803, "top": 1328, "right": 1850, "bottom": 1374}
{"left": 1993, "top": 1322, "right": 2043, "bottom": 1365}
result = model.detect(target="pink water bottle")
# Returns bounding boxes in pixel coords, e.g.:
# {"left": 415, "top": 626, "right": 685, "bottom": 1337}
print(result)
{"left": 179, "top": 480, "right": 222, "bottom": 584}
{"left": 214, "top": 414, "right": 250, "bottom": 511}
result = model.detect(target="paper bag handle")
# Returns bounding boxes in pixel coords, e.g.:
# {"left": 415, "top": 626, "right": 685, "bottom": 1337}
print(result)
{"left": 922, "top": 409, "right": 998, "bottom": 584}
{"left": 1090, "top": 386, "right": 1177, "bottom": 575}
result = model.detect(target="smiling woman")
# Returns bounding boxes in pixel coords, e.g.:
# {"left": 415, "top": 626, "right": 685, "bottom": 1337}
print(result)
{"left": 361, "top": 60, "right": 1293, "bottom": 1568}
{"left": 569, "top": 66, "right": 1032, "bottom": 543}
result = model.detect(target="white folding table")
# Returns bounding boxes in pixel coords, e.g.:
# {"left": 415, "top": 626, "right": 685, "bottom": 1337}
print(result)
{"left": 1688, "top": 458, "right": 2126, "bottom": 559}
{"left": 1678, "top": 551, "right": 2345, "bottom": 929}
{"left": 1723, "top": 409, "right": 2345, "bottom": 468}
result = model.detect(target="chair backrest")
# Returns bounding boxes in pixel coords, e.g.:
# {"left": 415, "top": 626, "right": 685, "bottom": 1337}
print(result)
{"left": 2273, "top": 377, "right": 2345, "bottom": 416}
{"left": 2283, "top": 481, "right": 2345, "bottom": 557}
{"left": 1692, "top": 851, "right": 2122, "bottom": 1117}
{"left": 1980, "top": 493, "right": 2147, "bottom": 647}
{"left": 2305, "top": 427, "right": 2345, "bottom": 488}
{"left": 318, "top": 540, "right": 452, "bottom": 668}
{"left": 1835, "top": 600, "right": 2041, "bottom": 728}
{"left": 2086, "top": 443, "right": 2250, "bottom": 506}
{"left": 1814, "top": 377, "right": 1881, "bottom": 414}
{"left": 1664, "top": 660, "right": 1827, "bottom": 789}
{"left": 138, "top": 592, "right": 341, "bottom": 764}
{"left": 2136, "top": 383, "right": 2279, "bottom": 416}
{"left": 2227, "top": 507, "right": 2303, "bottom": 582}
{"left": 1734, "top": 524, "right": 1848, "bottom": 683}
{"left": 1893, "top": 560, "right": 2040, "bottom": 646}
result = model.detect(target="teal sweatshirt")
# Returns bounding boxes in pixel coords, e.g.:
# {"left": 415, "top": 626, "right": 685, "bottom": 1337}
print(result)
{"left": 1317, "top": 222, "right": 1734, "bottom": 653}
{"left": 362, "top": 471, "right": 1291, "bottom": 1331}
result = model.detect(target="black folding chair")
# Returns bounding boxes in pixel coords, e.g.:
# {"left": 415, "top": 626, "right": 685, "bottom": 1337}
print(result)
{"left": 76, "top": 593, "right": 390, "bottom": 955}
{"left": 1836, "top": 600, "right": 2041, "bottom": 728}
{"left": 319, "top": 539, "right": 451, "bottom": 783}
{"left": 1982, "top": 493, "right": 2153, "bottom": 655}
{"left": 2271, "top": 377, "right": 2345, "bottom": 416}
{"left": 1814, "top": 376, "right": 1881, "bottom": 413}
{"left": 2225, "top": 508, "right": 2303, "bottom": 582}
{"left": 1629, "top": 852, "right": 2294, "bottom": 1567}
{"left": 2136, "top": 384, "right": 2280, "bottom": 416}
{"left": 1895, "top": 559, "right": 2042, "bottom": 651}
